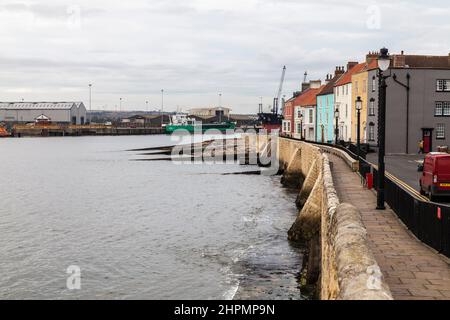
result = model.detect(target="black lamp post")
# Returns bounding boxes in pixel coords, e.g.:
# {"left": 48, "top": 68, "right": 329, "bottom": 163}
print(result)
{"left": 355, "top": 96, "right": 362, "bottom": 161}
{"left": 334, "top": 107, "right": 340, "bottom": 145}
{"left": 377, "top": 47, "right": 391, "bottom": 210}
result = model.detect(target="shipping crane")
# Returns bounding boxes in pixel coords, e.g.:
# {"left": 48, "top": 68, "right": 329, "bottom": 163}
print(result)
{"left": 272, "top": 65, "right": 286, "bottom": 115}
{"left": 258, "top": 66, "right": 286, "bottom": 132}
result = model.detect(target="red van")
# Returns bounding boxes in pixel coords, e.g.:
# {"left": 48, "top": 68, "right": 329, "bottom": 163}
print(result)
{"left": 419, "top": 152, "right": 450, "bottom": 200}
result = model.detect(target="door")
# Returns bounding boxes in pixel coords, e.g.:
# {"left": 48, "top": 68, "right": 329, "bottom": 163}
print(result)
{"left": 422, "top": 129, "right": 433, "bottom": 153}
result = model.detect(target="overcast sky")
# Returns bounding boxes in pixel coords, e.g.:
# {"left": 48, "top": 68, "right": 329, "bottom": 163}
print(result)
{"left": 0, "top": 0, "right": 449, "bottom": 113}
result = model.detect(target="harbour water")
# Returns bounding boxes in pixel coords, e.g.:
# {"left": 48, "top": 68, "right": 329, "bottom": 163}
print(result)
{"left": 0, "top": 135, "right": 306, "bottom": 299}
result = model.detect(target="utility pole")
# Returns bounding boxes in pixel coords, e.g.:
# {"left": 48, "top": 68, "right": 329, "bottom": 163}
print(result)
{"left": 161, "top": 89, "right": 164, "bottom": 127}
{"left": 89, "top": 84, "right": 92, "bottom": 124}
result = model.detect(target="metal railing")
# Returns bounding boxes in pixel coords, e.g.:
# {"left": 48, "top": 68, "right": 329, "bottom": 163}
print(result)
{"left": 280, "top": 135, "right": 450, "bottom": 258}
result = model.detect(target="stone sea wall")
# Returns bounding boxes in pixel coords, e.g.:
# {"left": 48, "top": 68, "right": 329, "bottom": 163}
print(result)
{"left": 278, "top": 137, "right": 392, "bottom": 300}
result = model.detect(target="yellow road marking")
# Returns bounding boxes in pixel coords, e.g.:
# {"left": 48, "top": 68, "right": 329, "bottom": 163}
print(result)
{"left": 367, "top": 161, "right": 429, "bottom": 202}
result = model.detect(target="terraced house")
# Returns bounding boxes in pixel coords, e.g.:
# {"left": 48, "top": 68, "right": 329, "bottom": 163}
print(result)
{"left": 283, "top": 80, "right": 323, "bottom": 140}
{"left": 315, "top": 67, "right": 344, "bottom": 143}
{"left": 369, "top": 51, "right": 450, "bottom": 154}
{"left": 333, "top": 62, "right": 364, "bottom": 142}
{"left": 351, "top": 53, "right": 379, "bottom": 143}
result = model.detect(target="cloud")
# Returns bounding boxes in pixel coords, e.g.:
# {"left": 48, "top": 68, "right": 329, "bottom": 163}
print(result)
{"left": 0, "top": 0, "right": 449, "bottom": 113}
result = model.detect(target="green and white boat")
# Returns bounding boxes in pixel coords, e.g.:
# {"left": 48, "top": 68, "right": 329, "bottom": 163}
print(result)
{"left": 164, "top": 114, "right": 236, "bottom": 134}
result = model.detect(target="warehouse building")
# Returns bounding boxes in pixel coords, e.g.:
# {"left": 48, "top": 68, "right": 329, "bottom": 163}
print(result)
{"left": 0, "top": 102, "right": 87, "bottom": 125}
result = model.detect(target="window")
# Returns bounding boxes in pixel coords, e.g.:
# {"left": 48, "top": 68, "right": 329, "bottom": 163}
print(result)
{"left": 297, "top": 123, "right": 301, "bottom": 134}
{"left": 369, "top": 99, "right": 375, "bottom": 116}
{"left": 372, "top": 76, "right": 376, "bottom": 92}
{"left": 309, "top": 109, "right": 313, "bottom": 124}
{"left": 437, "top": 80, "right": 450, "bottom": 92}
{"left": 437, "top": 123, "right": 445, "bottom": 139}
{"left": 435, "top": 102, "right": 450, "bottom": 116}
{"left": 297, "top": 108, "right": 302, "bottom": 118}
{"left": 345, "top": 104, "right": 348, "bottom": 117}
{"left": 369, "top": 123, "right": 375, "bottom": 141}
{"left": 346, "top": 84, "right": 348, "bottom": 95}
{"left": 355, "top": 81, "right": 358, "bottom": 93}
{"left": 363, "top": 80, "right": 367, "bottom": 93}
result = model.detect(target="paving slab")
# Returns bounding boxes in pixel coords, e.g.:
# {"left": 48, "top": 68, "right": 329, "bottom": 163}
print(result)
{"left": 329, "top": 154, "right": 450, "bottom": 300}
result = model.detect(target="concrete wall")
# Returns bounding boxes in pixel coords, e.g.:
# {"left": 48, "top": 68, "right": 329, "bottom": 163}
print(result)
{"left": 278, "top": 137, "right": 392, "bottom": 300}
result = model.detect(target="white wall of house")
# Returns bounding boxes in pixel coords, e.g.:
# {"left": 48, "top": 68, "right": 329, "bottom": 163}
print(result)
{"left": 302, "top": 106, "right": 315, "bottom": 141}
{"left": 282, "top": 120, "right": 291, "bottom": 134}
{"left": 334, "top": 83, "right": 352, "bottom": 141}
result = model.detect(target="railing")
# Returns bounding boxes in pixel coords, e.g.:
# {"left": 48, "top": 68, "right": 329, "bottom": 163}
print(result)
{"left": 280, "top": 134, "right": 450, "bottom": 258}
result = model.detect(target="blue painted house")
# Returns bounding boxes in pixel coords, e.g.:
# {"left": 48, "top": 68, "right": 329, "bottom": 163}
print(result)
{"left": 316, "top": 68, "right": 344, "bottom": 143}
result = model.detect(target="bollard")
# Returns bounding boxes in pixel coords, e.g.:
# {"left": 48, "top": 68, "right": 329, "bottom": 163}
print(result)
{"left": 366, "top": 173, "right": 373, "bottom": 189}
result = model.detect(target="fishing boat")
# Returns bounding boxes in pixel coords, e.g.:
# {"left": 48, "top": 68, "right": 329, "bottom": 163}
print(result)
{"left": 164, "top": 114, "right": 236, "bottom": 134}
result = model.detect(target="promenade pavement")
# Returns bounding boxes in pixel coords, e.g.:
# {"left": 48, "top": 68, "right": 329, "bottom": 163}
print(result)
{"left": 329, "top": 154, "right": 450, "bottom": 300}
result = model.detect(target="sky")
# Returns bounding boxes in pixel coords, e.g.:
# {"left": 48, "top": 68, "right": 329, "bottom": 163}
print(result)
{"left": 0, "top": 0, "right": 449, "bottom": 114}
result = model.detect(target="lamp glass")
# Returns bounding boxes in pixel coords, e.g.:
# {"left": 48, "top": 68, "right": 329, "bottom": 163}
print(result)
{"left": 378, "top": 58, "right": 390, "bottom": 72}
{"left": 356, "top": 99, "right": 362, "bottom": 111}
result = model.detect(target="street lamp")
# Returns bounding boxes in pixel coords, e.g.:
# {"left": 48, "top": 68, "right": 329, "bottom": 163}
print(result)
{"left": 377, "top": 47, "right": 391, "bottom": 210}
{"left": 334, "top": 107, "right": 340, "bottom": 145}
{"left": 356, "top": 96, "right": 362, "bottom": 161}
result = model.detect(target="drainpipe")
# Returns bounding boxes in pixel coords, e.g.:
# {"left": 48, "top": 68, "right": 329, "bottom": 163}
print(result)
{"left": 392, "top": 73, "right": 411, "bottom": 154}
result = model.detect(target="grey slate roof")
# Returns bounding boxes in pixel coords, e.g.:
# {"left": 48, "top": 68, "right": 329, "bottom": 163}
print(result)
{"left": 0, "top": 102, "right": 84, "bottom": 110}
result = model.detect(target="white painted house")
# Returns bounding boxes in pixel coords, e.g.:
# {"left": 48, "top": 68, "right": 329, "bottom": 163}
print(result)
{"left": 333, "top": 62, "right": 364, "bottom": 142}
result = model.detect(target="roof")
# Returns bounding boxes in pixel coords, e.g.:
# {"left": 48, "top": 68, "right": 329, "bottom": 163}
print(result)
{"left": 317, "top": 74, "right": 341, "bottom": 96}
{"left": 229, "top": 114, "right": 258, "bottom": 120}
{"left": 395, "top": 55, "right": 450, "bottom": 69}
{"left": 335, "top": 63, "right": 366, "bottom": 86}
{"left": 353, "top": 59, "right": 379, "bottom": 75}
{"left": 293, "top": 86, "right": 325, "bottom": 107}
{"left": 0, "top": 102, "right": 84, "bottom": 110}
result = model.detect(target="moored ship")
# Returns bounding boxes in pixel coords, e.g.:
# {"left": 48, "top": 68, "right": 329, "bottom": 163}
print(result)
{"left": 164, "top": 114, "right": 236, "bottom": 134}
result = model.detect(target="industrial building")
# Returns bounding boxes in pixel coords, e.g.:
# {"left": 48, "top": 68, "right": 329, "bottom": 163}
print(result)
{"left": 189, "top": 107, "right": 231, "bottom": 118}
{"left": 0, "top": 102, "right": 87, "bottom": 125}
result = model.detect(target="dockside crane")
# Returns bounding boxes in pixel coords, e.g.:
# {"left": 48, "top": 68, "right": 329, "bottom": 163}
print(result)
{"left": 272, "top": 66, "right": 286, "bottom": 115}
{"left": 258, "top": 66, "right": 286, "bottom": 132}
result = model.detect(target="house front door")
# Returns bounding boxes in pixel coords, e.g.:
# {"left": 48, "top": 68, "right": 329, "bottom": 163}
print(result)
{"left": 422, "top": 128, "right": 433, "bottom": 153}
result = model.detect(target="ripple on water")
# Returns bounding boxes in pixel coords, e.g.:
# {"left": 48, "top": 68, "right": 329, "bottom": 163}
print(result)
{"left": 0, "top": 136, "right": 306, "bottom": 299}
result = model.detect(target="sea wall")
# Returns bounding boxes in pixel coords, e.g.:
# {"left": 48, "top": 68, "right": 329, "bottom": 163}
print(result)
{"left": 278, "top": 137, "right": 392, "bottom": 300}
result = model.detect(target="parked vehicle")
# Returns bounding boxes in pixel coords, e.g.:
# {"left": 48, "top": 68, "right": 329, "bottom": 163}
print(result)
{"left": 419, "top": 152, "right": 450, "bottom": 200}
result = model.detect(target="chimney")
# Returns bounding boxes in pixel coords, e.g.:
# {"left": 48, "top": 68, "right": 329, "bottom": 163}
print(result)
{"left": 301, "top": 82, "right": 310, "bottom": 92}
{"left": 335, "top": 66, "right": 345, "bottom": 77}
{"left": 366, "top": 51, "right": 379, "bottom": 64}
{"left": 347, "top": 61, "right": 358, "bottom": 71}
{"left": 309, "top": 80, "right": 322, "bottom": 89}
{"left": 393, "top": 51, "right": 406, "bottom": 68}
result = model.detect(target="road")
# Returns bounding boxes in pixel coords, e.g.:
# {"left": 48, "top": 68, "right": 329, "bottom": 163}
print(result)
{"left": 366, "top": 153, "right": 424, "bottom": 192}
